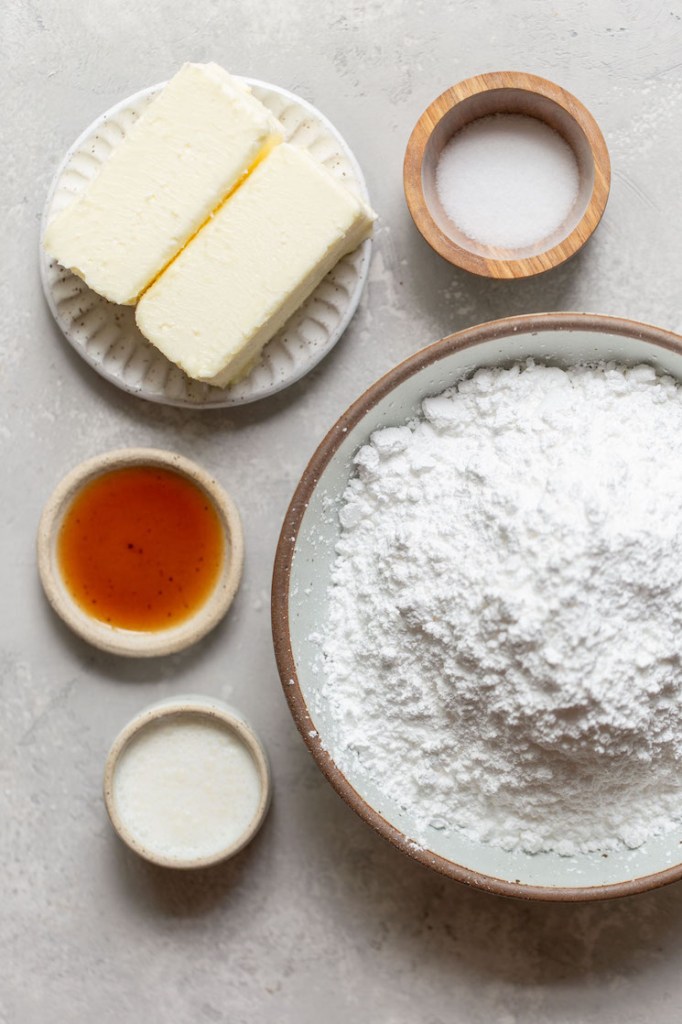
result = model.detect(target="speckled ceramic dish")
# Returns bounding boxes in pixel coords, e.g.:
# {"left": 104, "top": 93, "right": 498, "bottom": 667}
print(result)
{"left": 40, "top": 77, "right": 372, "bottom": 408}
{"left": 104, "top": 695, "right": 271, "bottom": 868}
{"left": 38, "top": 448, "right": 244, "bottom": 657}
{"left": 272, "top": 312, "right": 682, "bottom": 901}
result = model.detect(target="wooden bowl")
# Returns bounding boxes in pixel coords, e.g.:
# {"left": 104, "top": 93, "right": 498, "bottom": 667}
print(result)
{"left": 272, "top": 312, "right": 682, "bottom": 901}
{"left": 403, "top": 71, "right": 611, "bottom": 278}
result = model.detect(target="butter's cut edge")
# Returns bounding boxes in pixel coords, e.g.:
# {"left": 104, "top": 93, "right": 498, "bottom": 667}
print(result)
{"left": 135, "top": 143, "right": 376, "bottom": 388}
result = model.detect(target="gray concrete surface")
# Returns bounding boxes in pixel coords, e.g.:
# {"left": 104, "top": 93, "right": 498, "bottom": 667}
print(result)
{"left": 4, "top": 1, "right": 682, "bottom": 1021}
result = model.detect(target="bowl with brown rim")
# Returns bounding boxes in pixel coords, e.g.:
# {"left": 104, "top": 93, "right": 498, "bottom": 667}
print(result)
{"left": 403, "top": 72, "right": 611, "bottom": 279}
{"left": 272, "top": 312, "right": 682, "bottom": 901}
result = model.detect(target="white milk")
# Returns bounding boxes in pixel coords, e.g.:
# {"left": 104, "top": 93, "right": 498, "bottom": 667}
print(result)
{"left": 113, "top": 715, "right": 262, "bottom": 862}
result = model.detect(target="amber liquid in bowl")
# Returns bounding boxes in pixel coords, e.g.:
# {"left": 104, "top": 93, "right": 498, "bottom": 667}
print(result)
{"left": 57, "top": 466, "right": 225, "bottom": 631}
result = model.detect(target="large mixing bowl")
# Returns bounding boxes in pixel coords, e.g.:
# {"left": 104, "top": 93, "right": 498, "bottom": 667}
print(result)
{"left": 272, "top": 312, "right": 682, "bottom": 901}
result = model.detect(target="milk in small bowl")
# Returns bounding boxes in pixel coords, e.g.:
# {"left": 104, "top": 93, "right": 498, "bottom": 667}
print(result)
{"left": 104, "top": 696, "right": 271, "bottom": 868}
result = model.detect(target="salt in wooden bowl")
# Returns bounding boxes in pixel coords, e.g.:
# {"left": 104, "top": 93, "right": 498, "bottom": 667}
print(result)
{"left": 403, "top": 71, "right": 611, "bottom": 279}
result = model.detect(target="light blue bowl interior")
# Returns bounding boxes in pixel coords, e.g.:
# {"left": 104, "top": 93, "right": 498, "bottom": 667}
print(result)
{"left": 288, "top": 324, "right": 682, "bottom": 890}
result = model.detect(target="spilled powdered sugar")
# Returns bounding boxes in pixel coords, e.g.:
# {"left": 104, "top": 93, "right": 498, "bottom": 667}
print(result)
{"left": 321, "top": 361, "right": 682, "bottom": 855}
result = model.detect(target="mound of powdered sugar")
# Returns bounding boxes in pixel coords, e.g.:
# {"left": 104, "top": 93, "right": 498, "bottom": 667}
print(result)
{"left": 321, "top": 361, "right": 682, "bottom": 856}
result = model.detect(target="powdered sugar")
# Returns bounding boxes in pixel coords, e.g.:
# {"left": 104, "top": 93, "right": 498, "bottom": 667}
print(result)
{"left": 321, "top": 362, "right": 682, "bottom": 856}
{"left": 436, "top": 114, "right": 580, "bottom": 249}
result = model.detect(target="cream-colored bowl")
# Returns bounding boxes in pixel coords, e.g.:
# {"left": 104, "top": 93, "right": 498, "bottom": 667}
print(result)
{"left": 272, "top": 312, "right": 682, "bottom": 901}
{"left": 38, "top": 448, "right": 243, "bottom": 657}
{"left": 103, "top": 696, "right": 271, "bottom": 869}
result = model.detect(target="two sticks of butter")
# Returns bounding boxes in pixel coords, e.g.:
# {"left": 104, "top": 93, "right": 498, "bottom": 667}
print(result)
{"left": 44, "top": 63, "right": 375, "bottom": 388}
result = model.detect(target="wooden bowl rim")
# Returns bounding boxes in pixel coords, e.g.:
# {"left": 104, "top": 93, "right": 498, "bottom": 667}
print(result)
{"left": 272, "top": 311, "right": 682, "bottom": 902}
{"left": 403, "top": 71, "right": 611, "bottom": 279}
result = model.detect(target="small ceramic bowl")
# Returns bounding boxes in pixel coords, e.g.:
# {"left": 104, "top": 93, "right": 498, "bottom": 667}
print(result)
{"left": 103, "top": 696, "right": 271, "bottom": 869}
{"left": 37, "top": 448, "right": 244, "bottom": 657}
{"left": 403, "top": 71, "right": 611, "bottom": 278}
{"left": 272, "top": 312, "right": 682, "bottom": 901}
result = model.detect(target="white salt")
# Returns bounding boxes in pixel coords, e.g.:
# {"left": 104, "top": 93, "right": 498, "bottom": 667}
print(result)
{"left": 435, "top": 113, "right": 580, "bottom": 249}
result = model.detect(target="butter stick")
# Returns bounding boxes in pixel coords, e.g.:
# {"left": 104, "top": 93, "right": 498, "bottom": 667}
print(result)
{"left": 135, "top": 143, "right": 376, "bottom": 387}
{"left": 44, "top": 63, "right": 282, "bottom": 305}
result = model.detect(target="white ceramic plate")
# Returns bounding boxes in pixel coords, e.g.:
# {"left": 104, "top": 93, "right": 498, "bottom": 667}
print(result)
{"left": 40, "top": 78, "right": 372, "bottom": 408}
{"left": 273, "top": 313, "right": 682, "bottom": 900}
